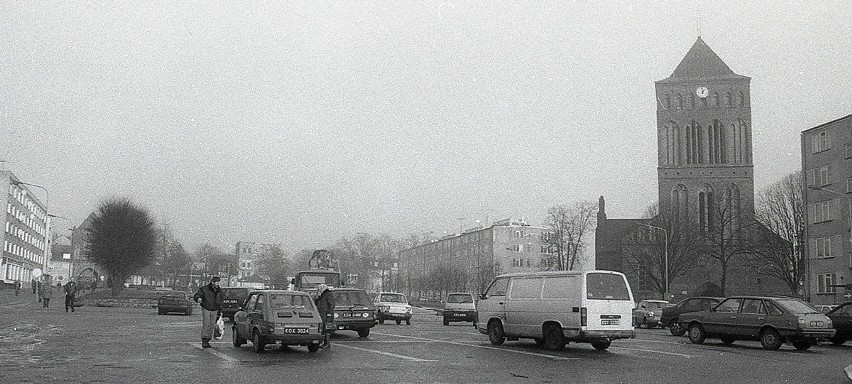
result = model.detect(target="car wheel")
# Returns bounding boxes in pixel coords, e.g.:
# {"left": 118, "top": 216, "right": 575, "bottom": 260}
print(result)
{"left": 185, "top": 309, "right": 192, "bottom": 316}
{"left": 252, "top": 330, "right": 266, "bottom": 353}
{"left": 792, "top": 338, "right": 811, "bottom": 351}
{"left": 534, "top": 338, "right": 544, "bottom": 346}
{"left": 591, "top": 339, "right": 611, "bottom": 351}
{"left": 641, "top": 317, "right": 648, "bottom": 329}
{"left": 157, "top": 310, "right": 164, "bottom": 315}
{"left": 720, "top": 336, "right": 735, "bottom": 345}
{"left": 759, "top": 328, "right": 782, "bottom": 350}
{"left": 687, "top": 323, "right": 706, "bottom": 344}
{"left": 308, "top": 343, "right": 320, "bottom": 353}
{"left": 357, "top": 328, "right": 370, "bottom": 338}
{"left": 395, "top": 319, "right": 401, "bottom": 325}
{"left": 232, "top": 326, "right": 245, "bottom": 347}
{"left": 669, "top": 320, "right": 685, "bottom": 336}
{"left": 487, "top": 320, "right": 505, "bottom": 345}
{"left": 829, "top": 336, "right": 846, "bottom": 346}
{"left": 543, "top": 324, "right": 566, "bottom": 351}
{"left": 405, "top": 318, "right": 411, "bottom": 325}
{"left": 443, "top": 318, "right": 449, "bottom": 326}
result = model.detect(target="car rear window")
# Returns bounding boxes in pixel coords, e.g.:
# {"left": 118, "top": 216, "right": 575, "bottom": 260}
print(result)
{"left": 586, "top": 273, "right": 630, "bottom": 300}
{"left": 379, "top": 293, "right": 407, "bottom": 303}
{"left": 269, "top": 294, "right": 313, "bottom": 309}
{"left": 163, "top": 291, "right": 186, "bottom": 299}
{"left": 223, "top": 288, "right": 248, "bottom": 299}
{"left": 333, "top": 290, "right": 371, "bottom": 306}
{"left": 775, "top": 299, "right": 820, "bottom": 314}
{"left": 446, "top": 294, "right": 473, "bottom": 303}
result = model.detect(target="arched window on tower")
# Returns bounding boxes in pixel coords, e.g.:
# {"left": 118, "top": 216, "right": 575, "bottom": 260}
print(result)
{"left": 686, "top": 121, "right": 702, "bottom": 165}
{"left": 738, "top": 91, "right": 745, "bottom": 107}
{"left": 725, "top": 92, "right": 732, "bottom": 107}
{"left": 677, "top": 94, "right": 683, "bottom": 109}
{"left": 689, "top": 93, "right": 695, "bottom": 109}
{"left": 713, "top": 92, "right": 720, "bottom": 106}
{"left": 670, "top": 185, "right": 689, "bottom": 223}
{"left": 699, "top": 185, "right": 714, "bottom": 233}
{"left": 665, "top": 94, "right": 671, "bottom": 109}
{"left": 723, "top": 184, "right": 742, "bottom": 238}
{"left": 665, "top": 122, "right": 680, "bottom": 165}
{"left": 707, "top": 120, "right": 726, "bottom": 164}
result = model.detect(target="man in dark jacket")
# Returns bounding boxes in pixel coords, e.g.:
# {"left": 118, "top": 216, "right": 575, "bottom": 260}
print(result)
{"left": 314, "top": 284, "right": 335, "bottom": 349}
{"left": 193, "top": 277, "right": 223, "bottom": 348}
{"left": 64, "top": 279, "right": 77, "bottom": 312}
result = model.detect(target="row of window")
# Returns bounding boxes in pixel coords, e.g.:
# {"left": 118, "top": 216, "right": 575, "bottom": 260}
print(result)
{"left": 4, "top": 263, "right": 33, "bottom": 283}
{"left": 669, "top": 184, "right": 743, "bottom": 233}
{"left": 661, "top": 119, "right": 749, "bottom": 166}
{"left": 5, "top": 221, "right": 46, "bottom": 251}
{"left": 3, "top": 240, "right": 45, "bottom": 266}
{"left": 8, "top": 185, "right": 46, "bottom": 221}
{"left": 813, "top": 235, "right": 846, "bottom": 259}
{"left": 662, "top": 90, "right": 746, "bottom": 110}
{"left": 511, "top": 258, "right": 533, "bottom": 267}
{"left": 6, "top": 203, "right": 46, "bottom": 238}
{"left": 810, "top": 130, "right": 852, "bottom": 158}
{"left": 816, "top": 273, "right": 838, "bottom": 294}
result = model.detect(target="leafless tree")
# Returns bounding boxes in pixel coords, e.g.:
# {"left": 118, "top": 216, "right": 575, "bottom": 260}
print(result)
{"left": 543, "top": 200, "right": 597, "bottom": 270}
{"left": 699, "top": 189, "right": 759, "bottom": 295}
{"left": 751, "top": 172, "right": 804, "bottom": 295}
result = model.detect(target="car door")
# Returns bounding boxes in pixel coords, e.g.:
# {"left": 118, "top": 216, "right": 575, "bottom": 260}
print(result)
{"left": 250, "top": 293, "right": 266, "bottom": 332}
{"left": 236, "top": 293, "right": 258, "bottom": 339}
{"left": 731, "top": 298, "right": 767, "bottom": 338}
{"left": 706, "top": 298, "right": 742, "bottom": 335}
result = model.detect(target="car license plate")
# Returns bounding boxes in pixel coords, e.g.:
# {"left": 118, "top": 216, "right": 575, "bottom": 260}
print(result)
{"left": 454, "top": 313, "right": 464, "bottom": 317}
{"left": 810, "top": 321, "right": 824, "bottom": 327}
{"left": 601, "top": 319, "right": 619, "bottom": 325}
{"left": 283, "top": 328, "right": 309, "bottom": 334}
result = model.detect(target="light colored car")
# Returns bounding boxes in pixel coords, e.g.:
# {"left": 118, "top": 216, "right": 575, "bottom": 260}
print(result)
{"left": 443, "top": 292, "right": 476, "bottom": 325}
{"left": 232, "top": 290, "right": 324, "bottom": 353}
{"left": 633, "top": 299, "right": 671, "bottom": 328}
{"left": 680, "top": 296, "right": 835, "bottom": 350}
{"left": 373, "top": 292, "right": 413, "bottom": 325}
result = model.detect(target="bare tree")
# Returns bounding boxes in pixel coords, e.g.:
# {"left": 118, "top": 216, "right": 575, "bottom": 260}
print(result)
{"left": 751, "top": 172, "right": 804, "bottom": 295}
{"left": 86, "top": 198, "right": 158, "bottom": 295}
{"left": 699, "top": 189, "right": 758, "bottom": 295}
{"left": 543, "top": 200, "right": 597, "bottom": 270}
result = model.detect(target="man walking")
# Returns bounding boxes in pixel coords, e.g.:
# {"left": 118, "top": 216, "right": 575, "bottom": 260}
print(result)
{"left": 41, "top": 281, "right": 53, "bottom": 308}
{"left": 64, "top": 279, "right": 77, "bottom": 312}
{"left": 14, "top": 280, "right": 21, "bottom": 296}
{"left": 193, "top": 277, "right": 223, "bottom": 348}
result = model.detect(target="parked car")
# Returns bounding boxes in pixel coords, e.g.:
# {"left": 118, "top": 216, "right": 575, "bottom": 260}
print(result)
{"left": 157, "top": 291, "right": 193, "bottom": 316}
{"left": 679, "top": 296, "right": 835, "bottom": 350}
{"left": 220, "top": 287, "right": 249, "bottom": 322}
{"left": 232, "top": 290, "right": 324, "bottom": 353}
{"left": 442, "top": 292, "right": 476, "bottom": 325}
{"left": 632, "top": 299, "right": 671, "bottom": 328}
{"left": 330, "top": 288, "right": 378, "bottom": 337}
{"left": 825, "top": 301, "right": 852, "bottom": 345}
{"left": 373, "top": 291, "right": 413, "bottom": 325}
{"left": 661, "top": 296, "right": 724, "bottom": 336}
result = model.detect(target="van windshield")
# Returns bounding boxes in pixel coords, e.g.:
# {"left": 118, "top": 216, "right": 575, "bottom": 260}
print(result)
{"left": 586, "top": 273, "right": 631, "bottom": 301}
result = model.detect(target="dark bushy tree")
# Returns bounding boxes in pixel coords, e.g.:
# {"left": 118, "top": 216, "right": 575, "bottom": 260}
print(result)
{"left": 86, "top": 198, "right": 158, "bottom": 295}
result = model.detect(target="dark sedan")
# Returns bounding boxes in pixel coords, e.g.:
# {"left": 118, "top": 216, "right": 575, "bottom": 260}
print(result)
{"left": 329, "top": 288, "right": 377, "bottom": 337}
{"left": 825, "top": 301, "right": 852, "bottom": 345}
{"left": 661, "top": 296, "right": 723, "bottom": 336}
{"left": 157, "top": 291, "right": 193, "bottom": 316}
{"left": 679, "top": 296, "right": 835, "bottom": 350}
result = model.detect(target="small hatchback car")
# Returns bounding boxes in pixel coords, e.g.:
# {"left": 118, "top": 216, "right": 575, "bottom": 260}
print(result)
{"left": 330, "top": 288, "right": 378, "bottom": 337}
{"left": 442, "top": 292, "right": 476, "bottom": 325}
{"left": 157, "top": 291, "right": 193, "bottom": 316}
{"left": 632, "top": 299, "right": 670, "bottom": 328}
{"left": 679, "top": 296, "right": 835, "bottom": 350}
{"left": 232, "top": 290, "right": 324, "bottom": 353}
{"left": 373, "top": 292, "right": 413, "bottom": 325}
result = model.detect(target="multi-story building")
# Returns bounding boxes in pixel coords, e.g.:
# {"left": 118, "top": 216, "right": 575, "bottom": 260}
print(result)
{"left": 398, "top": 218, "right": 552, "bottom": 299}
{"left": 235, "top": 241, "right": 284, "bottom": 280}
{"left": 1, "top": 170, "right": 49, "bottom": 287}
{"left": 69, "top": 212, "right": 102, "bottom": 287}
{"left": 802, "top": 114, "right": 852, "bottom": 305}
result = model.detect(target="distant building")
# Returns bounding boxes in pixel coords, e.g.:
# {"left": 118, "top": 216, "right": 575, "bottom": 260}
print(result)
{"left": 70, "top": 212, "right": 102, "bottom": 287}
{"left": 801, "top": 114, "right": 852, "bottom": 305}
{"left": 1, "top": 170, "right": 49, "bottom": 287}
{"left": 398, "top": 218, "right": 552, "bottom": 299}
{"left": 235, "top": 241, "right": 283, "bottom": 280}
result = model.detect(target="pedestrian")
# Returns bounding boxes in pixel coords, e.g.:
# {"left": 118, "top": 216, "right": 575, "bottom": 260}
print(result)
{"left": 314, "top": 284, "right": 335, "bottom": 349}
{"left": 37, "top": 281, "right": 42, "bottom": 302}
{"left": 14, "top": 280, "right": 21, "bottom": 296}
{"left": 41, "top": 281, "right": 53, "bottom": 308}
{"left": 192, "top": 276, "right": 223, "bottom": 348}
{"left": 64, "top": 279, "right": 78, "bottom": 312}
{"left": 32, "top": 279, "right": 37, "bottom": 295}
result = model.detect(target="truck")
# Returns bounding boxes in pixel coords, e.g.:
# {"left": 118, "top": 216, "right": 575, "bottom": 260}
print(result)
{"left": 291, "top": 250, "right": 342, "bottom": 298}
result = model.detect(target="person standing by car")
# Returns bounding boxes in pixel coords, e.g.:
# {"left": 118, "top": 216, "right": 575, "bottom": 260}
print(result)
{"left": 315, "top": 284, "right": 335, "bottom": 349}
{"left": 14, "top": 280, "right": 21, "bottom": 296}
{"left": 193, "top": 276, "right": 223, "bottom": 348}
{"left": 64, "top": 279, "right": 77, "bottom": 312}
{"left": 41, "top": 281, "right": 53, "bottom": 308}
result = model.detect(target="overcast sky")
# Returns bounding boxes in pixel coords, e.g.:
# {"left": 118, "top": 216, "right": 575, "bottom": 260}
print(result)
{"left": 2, "top": 1, "right": 850, "bottom": 255}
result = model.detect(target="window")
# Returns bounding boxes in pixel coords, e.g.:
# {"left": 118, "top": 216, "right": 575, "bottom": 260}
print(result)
{"left": 740, "top": 299, "right": 766, "bottom": 314}
{"left": 542, "top": 276, "right": 579, "bottom": 299}
{"left": 815, "top": 237, "right": 833, "bottom": 258}
{"left": 846, "top": 142, "right": 852, "bottom": 159}
{"left": 725, "top": 92, "right": 732, "bottom": 107}
{"left": 817, "top": 273, "right": 837, "bottom": 294}
{"left": 485, "top": 277, "right": 509, "bottom": 296}
{"left": 812, "top": 201, "right": 832, "bottom": 223}
{"left": 716, "top": 298, "right": 742, "bottom": 313}
{"left": 818, "top": 165, "right": 832, "bottom": 186}
{"left": 812, "top": 131, "right": 830, "bottom": 153}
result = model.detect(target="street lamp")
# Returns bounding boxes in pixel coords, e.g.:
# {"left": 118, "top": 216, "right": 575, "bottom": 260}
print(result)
{"left": 642, "top": 224, "right": 669, "bottom": 301}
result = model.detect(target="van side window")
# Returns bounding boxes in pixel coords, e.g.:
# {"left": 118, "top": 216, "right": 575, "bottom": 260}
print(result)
{"left": 586, "top": 273, "right": 631, "bottom": 300}
{"left": 485, "top": 277, "right": 510, "bottom": 297}
{"left": 542, "top": 276, "right": 579, "bottom": 299}
{"left": 509, "top": 278, "right": 542, "bottom": 299}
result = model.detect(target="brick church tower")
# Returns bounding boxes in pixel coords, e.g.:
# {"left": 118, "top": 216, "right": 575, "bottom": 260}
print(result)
{"left": 655, "top": 37, "right": 755, "bottom": 227}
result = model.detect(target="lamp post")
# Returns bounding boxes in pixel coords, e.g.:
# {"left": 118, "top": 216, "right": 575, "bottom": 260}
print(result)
{"left": 642, "top": 224, "right": 669, "bottom": 301}
{"left": 11, "top": 180, "right": 49, "bottom": 301}
{"left": 808, "top": 185, "right": 852, "bottom": 298}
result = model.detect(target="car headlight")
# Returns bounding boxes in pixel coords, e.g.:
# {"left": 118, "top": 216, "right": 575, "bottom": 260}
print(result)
{"left": 649, "top": 311, "right": 655, "bottom": 317}
{"left": 362, "top": 312, "right": 369, "bottom": 318}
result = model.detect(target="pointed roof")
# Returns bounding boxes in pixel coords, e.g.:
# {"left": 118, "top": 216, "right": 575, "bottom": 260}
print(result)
{"left": 658, "top": 37, "right": 748, "bottom": 83}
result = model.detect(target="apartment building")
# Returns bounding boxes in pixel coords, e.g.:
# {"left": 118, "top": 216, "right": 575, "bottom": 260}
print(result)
{"left": 802, "top": 114, "right": 852, "bottom": 304}
{"left": 1, "top": 170, "right": 49, "bottom": 286}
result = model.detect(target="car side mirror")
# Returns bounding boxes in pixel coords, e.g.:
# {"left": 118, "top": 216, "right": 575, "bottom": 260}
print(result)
{"left": 479, "top": 293, "right": 487, "bottom": 300}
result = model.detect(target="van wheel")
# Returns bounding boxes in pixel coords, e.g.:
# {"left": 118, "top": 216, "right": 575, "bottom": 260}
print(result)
{"left": 830, "top": 336, "right": 846, "bottom": 346}
{"left": 308, "top": 343, "right": 320, "bottom": 353}
{"left": 534, "top": 338, "right": 544, "bottom": 346}
{"left": 487, "top": 321, "right": 505, "bottom": 345}
{"left": 543, "top": 324, "right": 566, "bottom": 351}
{"left": 687, "top": 323, "right": 705, "bottom": 344}
{"left": 591, "top": 339, "right": 611, "bottom": 351}
{"left": 760, "top": 328, "right": 782, "bottom": 350}
{"left": 405, "top": 319, "right": 410, "bottom": 325}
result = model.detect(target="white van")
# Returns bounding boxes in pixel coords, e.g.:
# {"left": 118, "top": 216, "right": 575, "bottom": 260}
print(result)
{"left": 475, "top": 270, "right": 635, "bottom": 351}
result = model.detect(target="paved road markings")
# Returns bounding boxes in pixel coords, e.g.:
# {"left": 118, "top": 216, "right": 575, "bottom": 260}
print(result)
{"left": 187, "top": 342, "right": 238, "bottom": 368}
{"left": 333, "top": 343, "right": 437, "bottom": 362}
{"left": 611, "top": 346, "right": 694, "bottom": 358}
{"left": 372, "top": 332, "right": 579, "bottom": 361}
